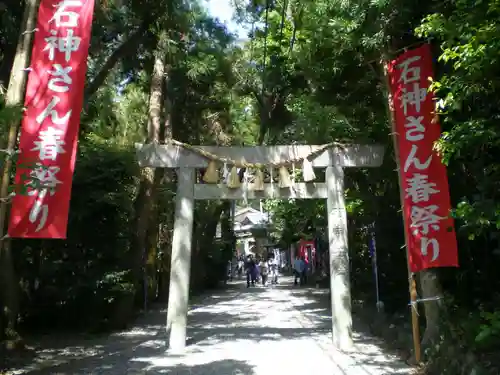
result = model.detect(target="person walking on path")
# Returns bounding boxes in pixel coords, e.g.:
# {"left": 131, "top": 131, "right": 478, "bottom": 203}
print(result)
{"left": 259, "top": 258, "right": 269, "bottom": 286}
{"left": 302, "top": 256, "right": 309, "bottom": 285}
{"left": 254, "top": 258, "right": 260, "bottom": 283}
{"left": 293, "top": 255, "right": 305, "bottom": 286}
{"left": 268, "top": 254, "right": 279, "bottom": 284}
{"left": 245, "top": 255, "right": 256, "bottom": 287}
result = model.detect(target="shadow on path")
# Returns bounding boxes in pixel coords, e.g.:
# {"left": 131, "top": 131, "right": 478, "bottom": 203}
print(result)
{"left": 3, "top": 278, "right": 414, "bottom": 375}
{"left": 270, "top": 283, "right": 412, "bottom": 374}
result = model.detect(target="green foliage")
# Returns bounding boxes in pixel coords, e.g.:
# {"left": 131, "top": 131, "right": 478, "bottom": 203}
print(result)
{"left": 414, "top": 1, "right": 500, "bottom": 250}
{"left": 475, "top": 311, "right": 500, "bottom": 346}
{"left": 0, "top": 103, "right": 22, "bottom": 134}
{"left": 14, "top": 136, "right": 138, "bottom": 332}
{"left": 265, "top": 199, "right": 326, "bottom": 243}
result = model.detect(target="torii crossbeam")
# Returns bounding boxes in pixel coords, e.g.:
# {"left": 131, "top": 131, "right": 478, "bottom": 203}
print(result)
{"left": 136, "top": 143, "right": 385, "bottom": 353}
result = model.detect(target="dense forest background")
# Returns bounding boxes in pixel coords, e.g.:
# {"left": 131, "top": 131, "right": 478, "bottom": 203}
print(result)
{"left": 1, "top": 0, "right": 500, "bottom": 373}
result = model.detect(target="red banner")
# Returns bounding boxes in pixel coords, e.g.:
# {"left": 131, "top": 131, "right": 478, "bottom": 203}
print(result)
{"left": 8, "top": 0, "right": 95, "bottom": 238}
{"left": 386, "top": 44, "right": 459, "bottom": 272}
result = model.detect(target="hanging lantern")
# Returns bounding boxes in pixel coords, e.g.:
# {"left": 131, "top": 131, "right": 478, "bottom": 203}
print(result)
{"left": 278, "top": 166, "right": 292, "bottom": 188}
{"left": 202, "top": 160, "right": 219, "bottom": 183}
{"left": 302, "top": 158, "right": 316, "bottom": 182}
{"left": 226, "top": 166, "right": 241, "bottom": 189}
{"left": 252, "top": 168, "right": 265, "bottom": 191}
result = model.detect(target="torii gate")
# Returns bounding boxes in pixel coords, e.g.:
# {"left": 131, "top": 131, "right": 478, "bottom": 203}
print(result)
{"left": 136, "top": 142, "right": 384, "bottom": 353}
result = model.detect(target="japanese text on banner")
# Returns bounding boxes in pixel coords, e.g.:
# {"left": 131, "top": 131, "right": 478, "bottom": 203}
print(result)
{"left": 8, "top": 0, "right": 96, "bottom": 239}
{"left": 387, "top": 44, "right": 459, "bottom": 272}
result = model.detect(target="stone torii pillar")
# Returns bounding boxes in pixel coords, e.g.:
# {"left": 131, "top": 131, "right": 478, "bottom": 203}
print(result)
{"left": 136, "top": 143, "right": 384, "bottom": 353}
{"left": 165, "top": 167, "right": 194, "bottom": 352}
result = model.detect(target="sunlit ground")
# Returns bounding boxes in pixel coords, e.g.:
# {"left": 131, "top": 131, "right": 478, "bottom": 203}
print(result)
{"left": 5, "top": 277, "right": 412, "bottom": 375}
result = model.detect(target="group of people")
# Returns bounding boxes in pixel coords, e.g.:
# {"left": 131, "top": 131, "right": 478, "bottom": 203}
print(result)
{"left": 227, "top": 253, "right": 310, "bottom": 288}
{"left": 243, "top": 254, "right": 279, "bottom": 287}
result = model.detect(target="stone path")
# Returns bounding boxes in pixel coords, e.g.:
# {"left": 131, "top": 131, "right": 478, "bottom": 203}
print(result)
{"left": 4, "top": 277, "right": 414, "bottom": 375}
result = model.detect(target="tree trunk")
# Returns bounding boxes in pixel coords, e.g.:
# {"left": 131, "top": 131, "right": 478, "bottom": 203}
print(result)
{"left": 156, "top": 221, "right": 172, "bottom": 302}
{"left": 419, "top": 268, "right": 446, "bottom": 350}
{"left": 0, "top": 0, "right": 40, "bottom": 347}
{"left": 220, "top": 202, "right": 232, "bottom": 239}
{"left": 204, "top": 203, "right": 226, "bottom": 244}
{"left": 190, "top": 203, "right": 226, "bottom": 291}
{"left": 220, "top": 201, "right": 234, "bottom": 258}
{"left": 144, "top": 168, "right": 164, "bottom": 301}
{"left": 145, "top": 78, "right": 174, "bottom": 302}
{"left": 131, "top": 30, "right": 168, "bottom": 305}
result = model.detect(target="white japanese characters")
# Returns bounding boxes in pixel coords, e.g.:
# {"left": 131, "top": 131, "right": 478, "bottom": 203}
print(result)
{"left": 404, "top": 116, "right": 425, "bottom": 141}
{"left": 398, "top": 53, "right": 442, "bottom": 262}
{"left": 400, "top": 83, "right": 427, "bottom": 116}
{"left": 404, "top": 144, "right": 432, "bottom": 173}
{"left": 35, "top": 96, "right": 72, "bottom": 125}
{"left": 405, "top": 174, "right": 439, "bottom": 203}
{"left": 31, "top": 126, "right": 66, "bottom": 161}
{"left": 49, "top": 0, "right": 83, "bottom": 28}
{"left": 28, "top": 164, "right": 62, "bottom": 232}
{"left": 397, "top": 55, "right": 421, "bottom": 84}
{"left": 397, "top": 55, "right": 428, "bottom": 115}
{"left": 28, "top": 164, "right": 63, "bottom": 198}
{"left": 44, "top": 29, "right": 81, "bottom": 62}
{"left": 28, "top": 0, "right": 83, "bottom": 232}
{"left": 48, "top": 64, "right": 73, "bottom": 93}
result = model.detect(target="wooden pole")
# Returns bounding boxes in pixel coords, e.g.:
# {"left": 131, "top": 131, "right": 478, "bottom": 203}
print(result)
{"left": 0, "top": 0, "right": 40, "bottom": 346}
{"left": 0, "top": 0, "right": 39, "bottom": 231}
{"left": 382, "top": 61, "right": 422, "bottom": 364}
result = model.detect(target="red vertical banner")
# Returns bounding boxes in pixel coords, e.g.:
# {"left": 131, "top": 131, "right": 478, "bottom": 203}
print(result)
{"left": 386, "top": 44, "right": 459, "bottom": 273}
{"left": 8, "top": 0, "right": 96, "bottom": 238}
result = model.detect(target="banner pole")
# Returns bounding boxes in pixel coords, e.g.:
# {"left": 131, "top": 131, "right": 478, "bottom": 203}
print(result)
{"left": 370, "top": 229, "right": 381, "bottom": 310}
{"left": 382, "top": 61, "right": 422, "bottom": 364}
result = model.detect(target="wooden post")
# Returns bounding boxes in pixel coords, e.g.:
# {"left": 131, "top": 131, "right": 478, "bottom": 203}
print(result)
{"left": 326, "top": 165, "right": 353, "bottom": 351}
{"left": 166, "top": 168, "right": 194, "bottom": 353}
{"left": 383, "top": 62, "right": 422, "bottom": 363}
{"left": 0, "top": 0, "right": 40, "bottom": 346}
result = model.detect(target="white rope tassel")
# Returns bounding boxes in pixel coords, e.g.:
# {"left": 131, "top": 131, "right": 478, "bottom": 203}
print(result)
{"left": 203, "top": 160, "right": 219, "bottom": 183}
{"left": 253, "top": 168, "right": 264, "bottom": 191}
{"left": 278, "top": 166, "right": 292, "bottom": 188}
{"left": 302, "top": 158, "right": 316, "bottom": 182}
{"left": 227, "top": 166, "right": 241, "bottom": 189}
